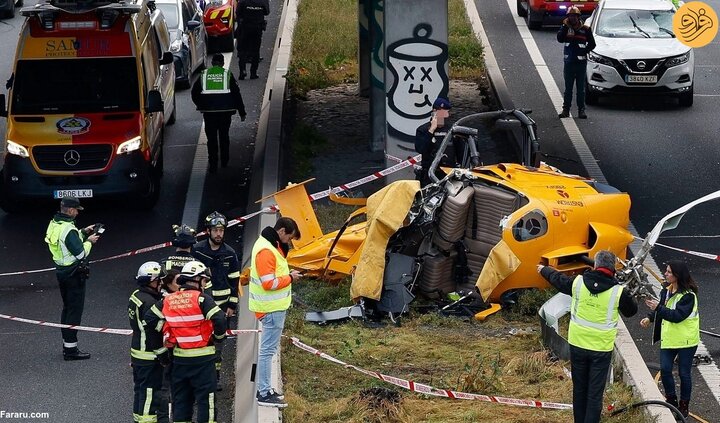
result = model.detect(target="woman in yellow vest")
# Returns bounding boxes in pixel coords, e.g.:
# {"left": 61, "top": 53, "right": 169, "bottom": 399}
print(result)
{"left": 641, "top": 260, "right": 700, "bottom": 418}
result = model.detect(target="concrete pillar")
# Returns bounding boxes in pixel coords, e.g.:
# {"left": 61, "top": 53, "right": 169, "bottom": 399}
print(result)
{"left": 358, "top": 0, "right": 371, "bottom": 98}
{"left": 383, "top": 0, "right": 449, "bottom": 180}
{"left": 369, "top": 0, "right": 385, "bottom": 152}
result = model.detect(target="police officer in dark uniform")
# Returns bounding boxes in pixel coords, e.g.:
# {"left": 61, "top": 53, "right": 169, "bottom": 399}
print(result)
{"left": 191, "top": 53, "right": 247, "bottom": 173}
{"left": 415, "top": 97, "right": 451, "bottom": 187}
{"left": 162, "top": 224, "right": 198, "bottom": 273}
{"left": 145, "top": 261, "right": 227, "bottom": 423}
{"left": 44, "top": 196, "right": 100, "bottom": 360}
{"left": 192, "top": 211, "right": 240, "bottom": 388}
{"left": 235, "top": 0, "right": 269, "bottom": 80}
{"left": 129, "top": 261, "right": 165, "bottom": 423}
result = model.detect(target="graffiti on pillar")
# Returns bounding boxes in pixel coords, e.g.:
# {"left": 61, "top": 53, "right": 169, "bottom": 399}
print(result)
{"left": 386, "top": 23, "right": 449, "bottom": 144}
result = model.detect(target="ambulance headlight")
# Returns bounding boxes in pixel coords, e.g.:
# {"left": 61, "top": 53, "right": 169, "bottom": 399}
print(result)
{"left": 116, "top": 136, "right": 142, "bottom": 155}
{"left": 6, "top": 140, "right": 29, "bottom": 158}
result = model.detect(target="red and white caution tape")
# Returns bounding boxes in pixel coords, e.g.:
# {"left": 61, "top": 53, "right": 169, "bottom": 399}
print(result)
{"left": 0, "top": 154, "right": 421, "bottom": 277}
{"left": 385, "top": 153, "right": 422, "bottom": 170}
{"left": 286, "top": 336, "right": 572, "bottom": 411}
{"left": 0, "top": 313, "right": 260, "bottom": 337}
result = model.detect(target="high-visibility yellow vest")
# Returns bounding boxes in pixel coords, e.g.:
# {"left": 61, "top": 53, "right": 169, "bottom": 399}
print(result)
{"left": 661, "top": 291, "right": 699, "bottom": 349}
{"left": 44, "top": 219, "right": 91, "bottom": 266}
{"left": 248, "top": 236, "right": 291, "bottom": 313}
{"left": 568, "top": 275, "right": 623, "bottom": 352}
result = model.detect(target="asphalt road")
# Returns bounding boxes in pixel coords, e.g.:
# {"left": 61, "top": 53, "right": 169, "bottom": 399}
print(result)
{"left": 0, "top": 1, "right": 283, "bottom": 421}
{"left": 477, "top": 0, "right": 720, "bottom": 418}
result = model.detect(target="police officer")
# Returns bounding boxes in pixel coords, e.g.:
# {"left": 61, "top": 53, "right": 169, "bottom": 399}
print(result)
{"left": 193, "top": 211, "right": 240, "bottom": 388}
{"left": 414, "top": 97, "right": 451, "bottom": 187}
{"left": 145, "top": 261, "right": 227, "bottom": 423}
{"left": 44, "top": 196, "right": 100, "bottom": 360}
{"left": 191, "top": 53, "right": 247, "bottom": 173}
{"left": 250, "top": 217, "right": 302, "bottom": 408}
{"left": 161, "top": 224, "right": 197, "bottom": 273}
{"left": 129, "top": 261, "right": 165, "bottom": 423}
{"left": 537, "top": 250, "right": 637, "bottom": 423}
{"left": 235, "top": 0, "right": 269, "bottom": 80}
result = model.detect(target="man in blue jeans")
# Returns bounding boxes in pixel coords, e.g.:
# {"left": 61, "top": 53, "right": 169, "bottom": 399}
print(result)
{"left": 249, "top": 217, "right": 302, "bottom": 407}
{"left": 557, "top": 6, "right": 596, "bottom": 119}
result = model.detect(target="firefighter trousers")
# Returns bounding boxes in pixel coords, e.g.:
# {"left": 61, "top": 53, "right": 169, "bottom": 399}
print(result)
{"left": 172, "top": 359, "right": 218, "bottom": 423}
{"left": 132, "top": 361, "right": 164, "bottom": 423}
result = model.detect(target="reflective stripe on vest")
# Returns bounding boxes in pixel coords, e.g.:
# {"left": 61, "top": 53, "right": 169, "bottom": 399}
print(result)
{"left": 130, "top": 290, "right": 152, "bottom": 359}
{"left": 162, "top": 290, "right": 213, "bottom": 350}
{"left": 661, "top": 291, "right": 700, "bottom": 349}
{"left": 212, "top": 289, "right": 232, "bottom": 297}
{"left": 131, "top": 348, "right": 156, "bottom": 361}
{"left": 201, "top": 67, "right": 231, "bottom": 94}
{"left": 45, "top": 220, "right": 90, "bottom": 266}
{"left": 173, "top": 345, "right": 216, "bottom": 358}
{"left": 248, "top": 236, "right": 292, "bottom": 313}
{"left": 568, "top": 275, "right": 623, "bottom": 352}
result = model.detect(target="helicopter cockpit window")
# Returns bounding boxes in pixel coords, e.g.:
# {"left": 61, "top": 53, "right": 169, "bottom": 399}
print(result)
{"left": 512, "top": 209, "right": 548, "bottom": 241}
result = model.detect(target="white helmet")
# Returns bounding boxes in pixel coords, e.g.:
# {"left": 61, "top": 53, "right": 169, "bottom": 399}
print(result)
{"left": 136, "top": 261, "right": 162, "bottom": 285}
{"left": 180, "top": 260, "right": 211, "bottom": 280}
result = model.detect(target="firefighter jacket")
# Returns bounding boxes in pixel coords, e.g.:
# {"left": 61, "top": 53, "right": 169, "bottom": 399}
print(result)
{"left": 191, "top": 66, "right": 246, "bottom": 115}
{"left": 236, "top": 0, "right": 269, "bottom": 30}
{"left": 128, "top": 285, "right": 163, "bottom": 364}
{"left": 145, "top": 288, "right": 227, "bottom": 364}
{"left": 557, "top": 20, "right": 596, "bottom": 64}
{"left": 248, "top": 226, "right": 292, "bottom": 314}
{"left": 161, "top": 250, "right": 196, "bottom": 273}
{"left": 193, "top": 240, "right": 241, "bottom": 310}
{"left": 44, "top": 213, "right": 92, "bottom": 277}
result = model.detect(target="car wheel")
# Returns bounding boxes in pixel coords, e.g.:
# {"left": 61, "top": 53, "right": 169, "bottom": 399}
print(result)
{"left": 517, "top": 0, "right": 527, "bottom": 17}
{"left": 0, "top": 173, "right": 23, "bottom": 214}
{"left": 168, "top": 95, "right": 177, "bottom": 125}
{"left": 220, "top": 33, "right": 234, "bottom": 52}
{"left": 527, "top": 7, "right": 542, "bottom": 29}
{"left": 586, "top": 85, "right": 599, "bottom": 106}
{"left": 678, "top": 85, "right": 693, "bottom": 107}
{"left": 15, "top": 0, "right": 22, "bottom": 7}
{"left": 4, "top": 2, "right": 15, "bottom": 18}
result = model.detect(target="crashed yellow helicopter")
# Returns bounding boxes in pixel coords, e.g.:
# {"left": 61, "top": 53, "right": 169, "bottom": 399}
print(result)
{"left": 264, "top": 110, "right": 633, "bottom": 321}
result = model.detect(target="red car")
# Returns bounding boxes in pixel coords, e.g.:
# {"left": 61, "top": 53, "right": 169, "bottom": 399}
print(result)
{"left": 517, "top": 0, "right": 598, "bottom": 30}
{"left": 201, "top": 0, "right": 235, "bottom": 51}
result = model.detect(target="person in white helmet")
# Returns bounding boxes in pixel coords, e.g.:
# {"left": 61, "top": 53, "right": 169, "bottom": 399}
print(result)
{"left": 145, "top": 261, "right": 227, "bottom": 423}
{"left": 128, "top": 261, "right": 165, "bottom": 423}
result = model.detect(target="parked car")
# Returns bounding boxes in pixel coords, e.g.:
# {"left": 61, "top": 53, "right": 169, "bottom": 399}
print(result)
{"left": 157, "top": 0, "right": 208, "bottom": 87}
{"left": 1, "top": 0, "right": 22, "bottom": 19}
{"left": 586, "top": 0, "right": 694, "bottom": 107}
{"left": 517, "top": 0, "right": 598, "bottom": 29}
{"left": 201, "top": 0, "right": 235, "bottom": 52}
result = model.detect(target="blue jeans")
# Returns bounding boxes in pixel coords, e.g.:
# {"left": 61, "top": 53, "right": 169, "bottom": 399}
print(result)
{"left": 660, "top": 346, "right": 697, "bottom": 401}
{"left": 563, "top": 61, "right": 588, "bottom": 111}
{"left": 257, "top": 310, "right": 286, "bottom": 396}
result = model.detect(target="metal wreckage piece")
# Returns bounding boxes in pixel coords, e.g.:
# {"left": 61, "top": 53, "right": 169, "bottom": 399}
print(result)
{"left": 269, "top": 110, "right": 636, "bottom": 324}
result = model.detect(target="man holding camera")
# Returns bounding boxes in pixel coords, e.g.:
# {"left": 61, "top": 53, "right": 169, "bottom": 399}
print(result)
{"left": 44, "top": 196, "right": 100, "bottom": 360}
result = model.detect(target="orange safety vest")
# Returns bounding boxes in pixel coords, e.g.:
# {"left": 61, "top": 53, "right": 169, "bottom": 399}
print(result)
{"left": 162, "top": 290, "right": 213, "bottom": 349}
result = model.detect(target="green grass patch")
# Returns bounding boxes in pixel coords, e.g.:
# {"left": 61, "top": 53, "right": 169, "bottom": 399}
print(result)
{"left": 289, "top": 122, "right": 328, "bottom": 180}
{"left": 288, "top": 0, "right": 486, "bottom": 97}
{"left": 282, "top": 296, "right": 649, "bottom": 422}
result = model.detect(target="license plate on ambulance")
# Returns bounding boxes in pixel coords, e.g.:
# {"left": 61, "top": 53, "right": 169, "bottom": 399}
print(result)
{"left": 53, "top": 189, "right": 93, "bottom": 199}
{"left": 626, "top": 75, "right": 657, "bottom": 84}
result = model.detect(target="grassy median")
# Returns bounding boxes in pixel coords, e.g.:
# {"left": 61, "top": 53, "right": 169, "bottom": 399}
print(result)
{"left": 287, "top": 0, "right": 485, "bottom": 97}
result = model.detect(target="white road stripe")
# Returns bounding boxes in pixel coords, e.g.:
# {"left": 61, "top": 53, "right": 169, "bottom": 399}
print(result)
{"left": 500, "top": 0, "right": 720, "bottom": 407}
{"left": 181, "top": 51, "right": 235, "bottom": 227}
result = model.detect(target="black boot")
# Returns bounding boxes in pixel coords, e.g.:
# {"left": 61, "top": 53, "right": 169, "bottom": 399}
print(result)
{"left": 665, "top": 394, "right": 678, "bottom": 409}
{"left": 578, "top": 108, "right": 588, "bottom": 119}
{"left": 238, "top": 70, "right": 247, "bottom": 80}
{"left": 63, "top": 347, "right": 91, "bottom": 361}
{"left": 558, "top": 108, "right": 570, "bottom": 118}
{"left": 679, "top": 399, "right": 689, "bottom": 418}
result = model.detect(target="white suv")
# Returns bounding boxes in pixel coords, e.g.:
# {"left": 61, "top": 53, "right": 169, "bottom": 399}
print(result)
{"left": 586, "top": 0, "right": 694, "bottom": 107}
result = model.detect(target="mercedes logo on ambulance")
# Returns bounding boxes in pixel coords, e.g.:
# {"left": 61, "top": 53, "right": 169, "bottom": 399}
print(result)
{"left": 64, "top": 150, "right": 81, "bottom": 166}
{"left": 56, "top": 117, "right": 91, "bottom": 135}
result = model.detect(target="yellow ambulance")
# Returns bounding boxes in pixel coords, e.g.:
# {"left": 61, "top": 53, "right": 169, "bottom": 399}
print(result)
{"left": 0, "top": 0, "right": 176, "bottom": 212}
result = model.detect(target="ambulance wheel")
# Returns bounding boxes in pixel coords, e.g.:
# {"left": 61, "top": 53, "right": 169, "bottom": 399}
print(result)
{"left": 0, "top": 174, "right": 22, "bottom": 214}
{"left": 135, "top": 170, "right": 161, "bottom": 210}
{"left": 16, "top": 0, "right": 23, "bottom": 7}
{"left": 517, "top": 0, "right": 527, "bottom": 17}
{"left": 168, "top": 95, "right": 177, "bottom": 125}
